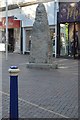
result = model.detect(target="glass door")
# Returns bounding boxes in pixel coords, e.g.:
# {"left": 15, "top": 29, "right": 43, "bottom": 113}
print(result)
{"left": 60, "top": 23, "right": 68, "bottom": 56}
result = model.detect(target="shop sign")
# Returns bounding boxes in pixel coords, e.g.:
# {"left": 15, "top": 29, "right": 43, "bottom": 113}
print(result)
{"left": 1, "top": 17, "right": 20, "bottom": 28}
{"left": 59, "top": 2, "right": 80, "bottom": 23}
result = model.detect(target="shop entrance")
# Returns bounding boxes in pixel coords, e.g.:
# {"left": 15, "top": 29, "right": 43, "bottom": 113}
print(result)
{"left": 26, "top": 30, "right": 32, "bottom": 52}
{"left": 8, "top": 29, "right": 14, "bottom": 52}
{"left": 58, "top": 2, "right": 80, "bottom": 59}
{"left": 60, "top": 23, "right": 79, "bottom": 58}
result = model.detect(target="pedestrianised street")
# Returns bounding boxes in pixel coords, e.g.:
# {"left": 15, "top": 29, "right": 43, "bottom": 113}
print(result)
{"left": 2, "top": 53, "right": 78, "bottom": 118}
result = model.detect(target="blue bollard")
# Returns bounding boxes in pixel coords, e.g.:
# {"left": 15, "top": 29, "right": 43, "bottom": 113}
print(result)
{"left": 8, "top": 66, "right": 20, "bottom": 119}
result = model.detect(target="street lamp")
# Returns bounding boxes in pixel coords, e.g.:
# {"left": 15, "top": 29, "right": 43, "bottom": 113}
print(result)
{"left": 5, "top": 0, "right": 8, "bottom": 60}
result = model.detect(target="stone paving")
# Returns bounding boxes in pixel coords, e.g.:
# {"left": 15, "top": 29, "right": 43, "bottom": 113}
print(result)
{"left": 1, "top": 53, "right": 78, "bottom": 118}
{"left": 0, "top": 52, "right": 2, "bottom": 120}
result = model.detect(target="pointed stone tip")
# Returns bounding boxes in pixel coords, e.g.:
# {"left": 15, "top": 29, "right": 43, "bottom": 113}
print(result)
{"left": 38, "top": 3, "right": 44, "bottom": 6}
{"left": 37, "top": 3, "right": 45, "bottom": 9}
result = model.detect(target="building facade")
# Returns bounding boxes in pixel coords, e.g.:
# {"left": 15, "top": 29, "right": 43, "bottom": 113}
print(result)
{"left": 0, "top": 8, "right": 21, "bottom": 53}
{"left": 58, "top": 2, "right": 80, "bottom": 59}
{"left": 0, "top": 0, "right": 59, "bottom": 54}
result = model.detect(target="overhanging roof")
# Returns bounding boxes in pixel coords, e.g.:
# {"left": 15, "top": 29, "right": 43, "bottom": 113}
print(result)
{"left": 0, "top": 0, "right": 53, "bottom": 12}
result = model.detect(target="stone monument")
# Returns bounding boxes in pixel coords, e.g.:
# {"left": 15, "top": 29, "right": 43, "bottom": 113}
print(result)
{"left": 27, "top": 3, "right": 58, "bottom": 69}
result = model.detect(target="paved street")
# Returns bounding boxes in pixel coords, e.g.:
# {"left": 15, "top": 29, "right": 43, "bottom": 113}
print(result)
{"left": 0, "top": 52, "right": 2, "bottom": 120}
{"left": 1, "top": 53, "right": 78, "bottom": 118}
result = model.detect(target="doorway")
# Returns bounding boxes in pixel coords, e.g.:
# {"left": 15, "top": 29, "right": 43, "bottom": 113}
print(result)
{"left": 8, "top": 29, "right": 14, "bottom": 52}
{"left": 69, "top": 23, "right": 79, "bottom": 58}
{"left": 60, "top": 23, "right": 79, "bottom": 58}
{"left": 60, "top": 23, "right": 68, "bottom": 57}
{"left": 26, "top": 30, "right": 32, "bottom": 51}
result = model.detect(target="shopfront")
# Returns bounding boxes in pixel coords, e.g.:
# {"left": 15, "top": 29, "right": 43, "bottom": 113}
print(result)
{"left": 0, "top": 17, "right": 20, "bottom": 52}
{"left": 58, "top": 2, "right": 80, "bottom": 59}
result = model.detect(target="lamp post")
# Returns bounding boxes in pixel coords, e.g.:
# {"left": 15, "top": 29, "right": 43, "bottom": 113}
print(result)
{"left": 5, "top": 0, "right": 8, "bottom": 60}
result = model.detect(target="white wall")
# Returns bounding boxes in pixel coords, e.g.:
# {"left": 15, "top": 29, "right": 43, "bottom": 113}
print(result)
{"left": 0, "top": 8, "right": 20, "bottom": 18}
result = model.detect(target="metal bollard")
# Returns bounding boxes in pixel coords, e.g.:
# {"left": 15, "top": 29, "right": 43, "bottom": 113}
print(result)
{"left": 8, "top": 66, "right": 20, "bottom": 119}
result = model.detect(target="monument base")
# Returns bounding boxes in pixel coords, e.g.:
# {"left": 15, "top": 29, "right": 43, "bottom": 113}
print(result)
{"left": 26, "top": 63, "right": 58, "bottom": 69}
